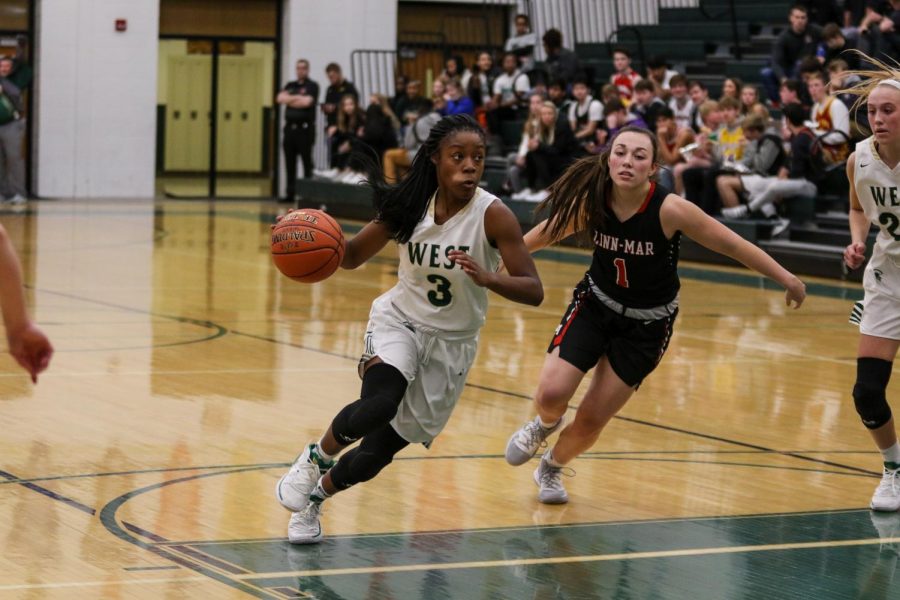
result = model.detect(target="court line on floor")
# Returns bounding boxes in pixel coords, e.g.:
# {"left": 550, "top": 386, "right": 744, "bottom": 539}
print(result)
{"left": 0, "top": 448, "right": 878, "bottom": 490}
{"left": 0, "top": 575, "right": 212, "bottom": 592}
{"left": 0, "top": 469, "right": 96, "bottom": 515}
{"left": 232, "top": 535, "right": 900, "bottom": 580}
{"left": 464, "top": 382, "right": 880, "bottom": 477}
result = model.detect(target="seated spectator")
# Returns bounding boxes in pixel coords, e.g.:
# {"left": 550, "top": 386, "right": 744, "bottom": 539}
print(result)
{"left": 688, "top": 80, "right": 710, "bottom": 133}
{"left": 442, "top": 80, "right": 475, "bottom": 116}
{"left": 357, "top": 94, "right": 399, "bottom": 163}
{"left": 547, "top": 78, "right": 572, "bottom": 123}
{"left": 330, "top": 94, "right": 366, "bottom": 182}
{"left": 610, "top": 47, "right": 642, "bottom": 102}
{"left": 808, "top": 69, "right": 850, "bottom": 139}
{"left": 667, "top": 74, "right": 694, "bottom": 131}
{"left": 431, "top": 78, "right": 448, "bottom": 114}
{"left": 389, "top": 75, "right": 408, "bottom": 117}
{"left": 597, "top": 98, "right": 642, "bottom": 150}
{"left": 672, "top": 99, "right": 722, "bottom": 194}
{"left": 760, "top": 5, "right": 823, "bottom": 103}
{"left": 720, "top": 103, "right": 820, "bottom": 237}
{"left": 600, "top": 84, "right": 621, "bottom": 105}
{"left": 440, "top": 55, "right": 467, "bottom": 85}
{"left": 322, "top": 63, "right": 359, "bottom": 131}
{"left": 382, "top": 105, "right": 441, "bottom": 183}
{"left": 506, "top": 92, "right": 545, "bottom": 195}
{"left": 567, "top": 79, "right": 603, "bottom": 153}
{"left": 462, "top": 51, "right": 497, "bottom": 111}
{"left": 721, "top": 77, "right": 742, "bottom": 100}
{"left": 655, "top": 107, "right": 696, "bottom": 190}
{"left": 716, "top": 114, "right": 787, "bottom": 209}
{"left": 857, "top": 0, "right": 900, "bottom": 62}
{"left": 779, "top": 79, "right": 809, "bottom": 111}
{"left": 682, "top": 96, "right": 746, "bottom": 212}
{"left": 740, "top": 84, "right": 761, "bottom": 115}
{"left": 488, "top": 52, "right": 530, "bottom": 132}
{"left": 515, "top": 102, "right": 577, "bottom": 201}
{"left": 630, "top": 79, "right": 666, "bottom": 133}
{"left": 819, "top": 23, "right": 861, "bottom": 69}
{"left": 505, "top": 13, "right": 537, "bottom": 73}
{"left": 646, "top": 55, "right": 680, "bottom": 98}
{"left": 827, "top": 59, "right": 868, "bottom": 133}
{"left": 542, "top": 28, "right": 580, "bottom": 87}
{"left": 394, "top": 79, "right": 429, "bottom": 130}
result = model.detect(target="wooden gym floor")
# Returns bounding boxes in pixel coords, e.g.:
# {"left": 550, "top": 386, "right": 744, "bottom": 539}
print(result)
{"left": 0, "top": 198, "right": 895, "bottom": 599}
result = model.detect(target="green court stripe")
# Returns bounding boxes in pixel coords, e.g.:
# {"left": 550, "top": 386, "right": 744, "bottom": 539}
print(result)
{"left": 235, "top": 536, "right": 900, "bottom": 579}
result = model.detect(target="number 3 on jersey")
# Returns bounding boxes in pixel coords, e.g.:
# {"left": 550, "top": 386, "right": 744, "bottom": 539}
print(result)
{"left": 613, "top": 258, "right": 629, "bottom": 288}
{"left": 427, "top": 274, "right": 452, "bottom": 306}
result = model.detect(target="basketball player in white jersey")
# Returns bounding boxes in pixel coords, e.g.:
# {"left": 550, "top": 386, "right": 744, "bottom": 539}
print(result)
{"left": 273, "top": 114, "right": 543, "bottom": 543}
{"left": 841, "top": 56, "right": 900, "bottom": 512}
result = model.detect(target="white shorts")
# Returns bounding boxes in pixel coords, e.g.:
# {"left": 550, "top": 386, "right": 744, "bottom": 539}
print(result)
{"left": 359, "top": 295, "right": 479, "bottom": 444}
{"left": 854, "top": 257, "right": 900, "bottom": 340}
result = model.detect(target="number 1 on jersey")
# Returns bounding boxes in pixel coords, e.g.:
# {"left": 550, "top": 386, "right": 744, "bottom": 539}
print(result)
{"left": 613, "top": 258, "right": 629, "bottom": 288}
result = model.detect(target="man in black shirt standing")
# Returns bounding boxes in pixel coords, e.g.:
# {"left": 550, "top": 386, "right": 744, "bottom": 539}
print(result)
{"left": 277, "top": 59, "right": 319, "bottom": 202}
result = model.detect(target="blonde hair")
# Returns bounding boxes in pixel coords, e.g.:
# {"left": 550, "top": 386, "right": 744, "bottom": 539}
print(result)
{"left": 524, "top": 102, "right": 557, "bottom": 144}
{"left": 834, "top": 50, "right": 900, "bottom": 114}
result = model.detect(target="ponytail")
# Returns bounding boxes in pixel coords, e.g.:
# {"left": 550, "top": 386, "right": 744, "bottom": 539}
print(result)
{"left": 537, "top": 125, "right": 658, "bottom": 244}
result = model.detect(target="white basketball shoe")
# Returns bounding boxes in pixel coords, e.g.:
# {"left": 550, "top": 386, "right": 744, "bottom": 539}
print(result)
{"left": 506, "top": 416, "right": 564, "bottom": 466}
{"left": 288, "top": 501, "right": 324, "bottom": 544}
{"left": 871, "top": 466, "right": 900, "bottom": 512}
{"left": 276, "top": 443, "right": 334, "bottom": 512}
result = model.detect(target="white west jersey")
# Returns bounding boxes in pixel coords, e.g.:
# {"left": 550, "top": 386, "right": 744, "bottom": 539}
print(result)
{"left": 854, "top": 137, "right": 900, "bottom": 293}
{"left": 385, "top": 187, "right": 501, "bottom": 335}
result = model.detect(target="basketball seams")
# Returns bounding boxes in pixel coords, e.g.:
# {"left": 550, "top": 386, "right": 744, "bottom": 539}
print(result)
{"left": 270, "top": 209, "right": 344, "bottom": 283}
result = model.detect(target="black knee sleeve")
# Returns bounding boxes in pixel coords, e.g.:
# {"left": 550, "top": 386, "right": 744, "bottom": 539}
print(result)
{"left": 329, "top": 425, "right": 409, "bottom": 490}
{"left": 853, "top": 357, "right": 893, "bottom": 430}
{"left": 331, "top": 363, "right": 407, "bottom": 445}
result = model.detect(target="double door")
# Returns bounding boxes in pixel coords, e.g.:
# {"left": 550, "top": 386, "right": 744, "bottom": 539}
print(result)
{"left": 159, "top": 38, "right": 274, "bottom": 198}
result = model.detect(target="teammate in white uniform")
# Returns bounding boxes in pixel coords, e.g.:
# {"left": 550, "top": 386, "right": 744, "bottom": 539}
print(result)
{"left": 841, "top": 57, "right": 900, "bottom": 512}
{"left": 274, "top": 114, "right": 543, "bottom": 543}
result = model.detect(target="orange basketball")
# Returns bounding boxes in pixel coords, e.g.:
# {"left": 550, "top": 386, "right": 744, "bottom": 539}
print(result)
{"left": 271, "top": 209, "right": 345, "bottom": 283}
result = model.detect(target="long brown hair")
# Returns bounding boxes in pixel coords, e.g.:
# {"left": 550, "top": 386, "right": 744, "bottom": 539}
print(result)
{"left": 537, "top": 126, "right": 659, "bottom": 243}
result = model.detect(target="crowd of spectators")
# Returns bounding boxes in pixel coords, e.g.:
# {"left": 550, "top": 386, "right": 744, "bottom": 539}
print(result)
{"left": 277, "top": 3, "right": 899, "bottom": 237}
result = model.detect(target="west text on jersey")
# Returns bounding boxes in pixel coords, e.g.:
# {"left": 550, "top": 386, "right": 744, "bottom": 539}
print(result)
{"left": 870, "top": 186, "right": 900, "bottom": 207}
{"left": 407, "top": 242, "right": 471, "bottom": 269}
{"left": 593, "top": 232, "right": 655, "bottom": 256}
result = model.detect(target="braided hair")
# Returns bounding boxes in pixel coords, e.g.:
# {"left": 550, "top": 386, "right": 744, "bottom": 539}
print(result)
{"left": 368, "top": 113, "right": 485, "bottom": 243}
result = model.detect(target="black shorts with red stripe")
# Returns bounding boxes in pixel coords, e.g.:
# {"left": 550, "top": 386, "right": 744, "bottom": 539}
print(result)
{"left": 547, "top": 278, "right": 678, "bottom": 387}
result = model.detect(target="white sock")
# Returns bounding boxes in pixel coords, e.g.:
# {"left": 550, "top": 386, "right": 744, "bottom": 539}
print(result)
{"left": 881, "top": 442, "right": 900, "bottom": 466}
{"left": 315, "top": 441, "right": 336, "bottom": 462}
{"left": 310, "top": 477, "right": 331, "bottom": 503}
{"left": 544, "top": 449, "right": 564, "bottom": 468}
{"left": 537, "top": 415, "right": 560, "bottom": 430}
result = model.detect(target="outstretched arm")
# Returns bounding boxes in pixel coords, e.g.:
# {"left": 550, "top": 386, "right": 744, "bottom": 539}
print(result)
{"left": 0, "top": 225, "right": 52, "bottom": 382}
{"left": 449, "top": 201, "right": 543, "bottom": 306}
{"left": 660, "top": 194, "right": 806, "bottom": 308}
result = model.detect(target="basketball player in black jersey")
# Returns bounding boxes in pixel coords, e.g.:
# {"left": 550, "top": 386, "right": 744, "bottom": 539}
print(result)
{"left": 505, "top": 126, "right": 807, "bottom": 504}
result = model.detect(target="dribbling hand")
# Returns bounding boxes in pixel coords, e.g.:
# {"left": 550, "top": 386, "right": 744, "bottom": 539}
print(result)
{"left": 8, "top": 323, "right": 53, "bottom": 383}
{"left": 448, "top": 250, "right": 494, "bottom": 287}
{"left": 843, "top": 242, "right": 866, "bottom": 270}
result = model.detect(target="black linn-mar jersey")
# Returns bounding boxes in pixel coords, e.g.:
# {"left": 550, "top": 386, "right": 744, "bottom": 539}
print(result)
{"left": 588, "top": 182, "right": 681, "bottom": 309}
